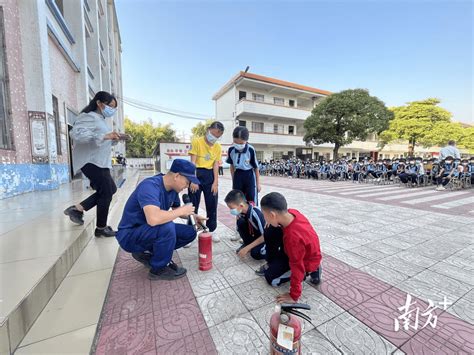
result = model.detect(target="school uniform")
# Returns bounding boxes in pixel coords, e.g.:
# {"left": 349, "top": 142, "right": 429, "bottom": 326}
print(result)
{"left": 236, "top": 204, "right": 266, "bottom": 259}
{"left": 437, "top": 162, "right": 454, "bottom": 186}
{"left": 226, "top": 143, "right": 259, "bottom": 204}
{"left": 400, "top": 164, "right": 418, "bottom": 184}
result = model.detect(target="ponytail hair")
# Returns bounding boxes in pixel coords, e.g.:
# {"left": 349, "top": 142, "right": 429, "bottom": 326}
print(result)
{"left": 208, "top": 121, "right": 224, "bottom": 133}
{"left": 81, "top": 91, "right": 117, "bottom": 113}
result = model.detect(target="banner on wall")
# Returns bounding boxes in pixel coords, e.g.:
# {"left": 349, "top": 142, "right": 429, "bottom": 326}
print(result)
{"left": 29, "top": 111, "right": 49, "bottom": 163}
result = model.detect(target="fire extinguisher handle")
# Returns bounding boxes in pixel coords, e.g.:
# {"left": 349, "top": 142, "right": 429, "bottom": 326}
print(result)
{"left": 287, "top": 309, "right": 313, "bottom": 325}
{"left": 281, "top": 303, "right": 311, "bottom": 311}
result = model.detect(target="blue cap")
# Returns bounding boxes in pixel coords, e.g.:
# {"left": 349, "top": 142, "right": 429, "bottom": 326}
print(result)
{"left": 170, "top": 159, "right": 200, "bottom": 185}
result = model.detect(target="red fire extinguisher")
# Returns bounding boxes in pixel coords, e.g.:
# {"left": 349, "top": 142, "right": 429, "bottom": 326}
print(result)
{"left": 198, "top": 227, "right": 213, "bottom": 271}
{"left": 270, "top": 303, "right": 312, "bottom": 354}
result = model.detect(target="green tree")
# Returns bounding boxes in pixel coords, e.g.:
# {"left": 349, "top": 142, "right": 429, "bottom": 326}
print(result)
{"left": 379, "top": 98, "right": 452, "bottom": 155}
{"left": 422, "top": 121, "right": 464, "bottom": 147}
{"left": 191, "top": 119, "right": 214, "bottom": 139}
{"left": 304, "top": 89, "right": 393, "bottom": 159}
{"left": 124, "top": 117, "right": 177, "bottom": 158}
{"left": 458, "top": 126, "right": 474, "bottom": 153}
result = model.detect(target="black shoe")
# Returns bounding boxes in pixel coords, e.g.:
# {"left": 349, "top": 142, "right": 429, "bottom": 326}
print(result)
{"left": 309, "top": 267, "right": 322, "bottom": 285}
{"left": 168, "top": 260, "right": 187, "bottom": 274}
{"left": 255, "top": 264, "right": 269, "bottom": 276}
{"left": 148, "top": 265, "right": 187, "bottom": 281}
{"left": 95, "top": 226, "right": 117, "bottom": 237}
{"left": 132, "top": 252, "right": 152, "bottom": 268}
{"left": 63, "top": 206, "right": 84, "bottom": 225}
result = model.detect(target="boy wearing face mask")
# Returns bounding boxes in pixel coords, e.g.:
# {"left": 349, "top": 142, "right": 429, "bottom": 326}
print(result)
{"left": 436, "top": 156, "right": 455, "bottom": 191}
{"left": 469, "top": 158, "right": 474, "bottom": 185}
{"left": 226, "top": 126, "right": 261, "bottom": 205}
{"left": 399, "top": 158, "right": 418, "bottom": 185}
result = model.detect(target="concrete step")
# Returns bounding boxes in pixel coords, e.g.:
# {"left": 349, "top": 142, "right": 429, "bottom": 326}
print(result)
{"left": 0, "top": 170, "right": 139, "bottom": 355}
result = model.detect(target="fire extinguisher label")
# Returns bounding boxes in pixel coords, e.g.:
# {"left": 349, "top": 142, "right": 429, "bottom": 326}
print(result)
{"left": 199, "top": 254, "right": 207, "bottom": 259}
{"left": 277, "top": 324, "right": 294, "bottom": 351}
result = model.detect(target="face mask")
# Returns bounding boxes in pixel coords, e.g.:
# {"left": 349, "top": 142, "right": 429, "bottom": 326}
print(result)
{"left": 102, "top": 104, "right": 116, "bottom": 117}
{"left": 230, "top": 208, "right": 241, "bottom": 216}
{"left": 233, "top": 143, "right": 246, "bottom": 151}
{"left": 410, "top": 161, "right": 415, "bottom": 165}
{"left": 206, "top": 131, "right": 219, "bottom": 144}
{"left": 446, "top": 161, "right": 453, "bottom": 164}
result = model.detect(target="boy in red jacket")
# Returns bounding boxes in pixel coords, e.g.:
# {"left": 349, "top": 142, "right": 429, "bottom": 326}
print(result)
{"left": 261, "top": 192, "right": 322, "bottom": 303}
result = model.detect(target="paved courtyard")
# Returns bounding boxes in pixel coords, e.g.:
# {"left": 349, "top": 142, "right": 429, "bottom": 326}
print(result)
{"left": 91, "top": 174, "right": 473, "bottom": 354}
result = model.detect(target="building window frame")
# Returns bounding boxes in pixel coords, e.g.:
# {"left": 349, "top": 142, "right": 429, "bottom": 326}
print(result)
{"left": 252, "top": 93, "right": 264, "bottom": 103}
{"left": 45, "top": 0, "right": 76, "bottom": 45}
{"left": 288, "top": 125, "right": 295, "bottom": 135}
{"left": 0, "top": 7, "right": 13, "bottom": 150}
{"left": 289, "top": 99, "right": 295, "bottom": 107}
{"left": 52, "top": 95, "right": 62, "bottom": 155}
{"left": 251, "top": 121, "right": 264, "bottom": 133}
{"left": 238, "top": 120, "right": 246, "bottom": 127}
{"left": 239, "top": 91, "right": 246, "bottom": 100}
{"left": 273, "top": 97, "right": 284, "bottom": 106}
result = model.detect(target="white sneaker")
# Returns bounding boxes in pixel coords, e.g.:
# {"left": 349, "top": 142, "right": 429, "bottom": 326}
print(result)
{"left": 436, "top": 186, "right": 446, "bottom": 191}
{"left": 183, "top": 243, "right": 192, "bottom": 248}
{"left": 212, "top": 234, "right": 221, "bottom": 243}
{"left": 230, "top": 232, "right": 241, "bottom": 241}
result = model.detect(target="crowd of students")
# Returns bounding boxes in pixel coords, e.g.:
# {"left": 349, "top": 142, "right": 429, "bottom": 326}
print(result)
{"left": 259, "top": 156, "right": 474, "bottom": 191}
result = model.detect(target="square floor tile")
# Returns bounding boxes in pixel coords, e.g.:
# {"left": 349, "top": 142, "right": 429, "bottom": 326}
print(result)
{"left": 317, "top": 312, "right": 397, "bottom": 355}
{"left": 233, "top": 278, "right": 279, "bottom": 311}
{"left": 221, "top": 263, "right": 259, "bottom": 287}
{"left": 197, "top": 287, "right": 247, "bottom": 327}
{"left": 208, "top": 313, "right": 268, "bottom": 354}
{"left": 95, "top": 313, "right": 156, "bottom": 355}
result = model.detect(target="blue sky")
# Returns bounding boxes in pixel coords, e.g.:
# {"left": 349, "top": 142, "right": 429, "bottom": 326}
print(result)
{"left": 115, "top": 0, "right": 473, "bottom": 137}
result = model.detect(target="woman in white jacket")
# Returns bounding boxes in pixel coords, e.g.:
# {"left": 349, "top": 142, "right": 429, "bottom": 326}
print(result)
{"left": 64, "top": 91, "right": 120, "bottom": 237}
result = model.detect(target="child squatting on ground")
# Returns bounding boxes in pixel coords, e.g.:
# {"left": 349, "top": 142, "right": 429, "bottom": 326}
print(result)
{"left": 224, "top": 189, "right": 293, "bottom": 288}
{"left": 261, "top": 192, "right": 323, "bottom": 303}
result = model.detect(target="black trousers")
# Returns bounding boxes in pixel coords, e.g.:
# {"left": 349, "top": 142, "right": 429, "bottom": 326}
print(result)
{"left": 263, "top": 226, "right": 291, "bottom": 286}
{"left": 189, "top": 168, "right": 218, "bottom": 232}
{"left": 237, "top": 217, "right": 265, "bottom": 260}
{"left": 80, "top": 163, "right": 117, "bottom": 228}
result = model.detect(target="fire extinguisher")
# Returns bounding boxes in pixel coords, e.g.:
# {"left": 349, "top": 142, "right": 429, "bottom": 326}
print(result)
{"left": 270, "top": 303, "right": 312, "bottom": 354}
{"left": 198, "top": 226, "right": 212, "bottom": 271}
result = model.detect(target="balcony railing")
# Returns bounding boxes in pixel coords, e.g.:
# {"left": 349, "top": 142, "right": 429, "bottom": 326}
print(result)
{"left": 248, "top": 131, "right": 307, "bottom": 146}
{"left": 236, "top": 99, "right": 311, "bottom": 121}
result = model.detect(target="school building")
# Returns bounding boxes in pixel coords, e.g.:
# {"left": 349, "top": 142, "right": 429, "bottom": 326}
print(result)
{"left": 212, "top": 71, "right": 458, "bottom": 162}
{"left": 0, "top": 0, "right": 124, "bottom": 199}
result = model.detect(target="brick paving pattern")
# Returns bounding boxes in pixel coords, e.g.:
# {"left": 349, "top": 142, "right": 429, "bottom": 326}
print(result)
{"left": 91, "top": 174, "right": 474, "bottom": 354}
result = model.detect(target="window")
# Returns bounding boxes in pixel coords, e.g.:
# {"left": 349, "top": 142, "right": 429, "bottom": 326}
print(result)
{"left": 239, "top": 91, "right": 246, "bottom": 100}
{"left": 0, "top": 9, "right": 12, "bottom": 150}
{"left": 252, "top": 93, "right": 264, "bottom": 102}
{"left": 238, "top": 120, "right": 246, "bottom": 127}
{"left": 52, "top": 95, "right": 62, "bottom": 155}
{"left": 251, "top": 122, "right": 264, "bottom": 133}
{"left": 288, "top": 125, "right": 295, "bottom": 135}
{"left": 274, "top": 97, "right": 284, "bottom": 105}
{"left": 273, "top": 124, "right": 284, "bottom": 134}
{"left": 256, "top": 151, "right": 264, "bottom": 162}
{"left": 289, "top": 99, "right": 295, "bottom": 107}
{"left": 54, "top": 0, "right": 64, "bottom": 16}
{"left": 273, "top": 151, "right": 283, "bottom": 160}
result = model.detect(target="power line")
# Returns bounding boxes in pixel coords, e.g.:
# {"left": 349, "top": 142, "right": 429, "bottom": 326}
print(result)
{"left": 120, "top": 96, "right": 213, "bottom": 121}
